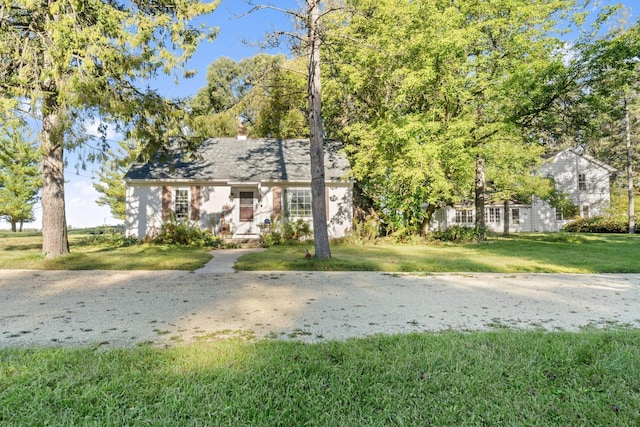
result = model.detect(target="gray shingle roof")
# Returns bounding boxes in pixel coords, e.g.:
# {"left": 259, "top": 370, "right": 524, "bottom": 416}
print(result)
{"left": 124, "top": 138, "right": 352, "bottom": 182}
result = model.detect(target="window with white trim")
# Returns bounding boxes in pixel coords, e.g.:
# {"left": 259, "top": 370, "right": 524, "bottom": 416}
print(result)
{"left": 485, "top": 207, "right": 501, "bottom": 223}
{"left": 286, "top": 188, "right": 312, "bottom": 217}
{"left": 582, "top": 204, "right": 589, "bottom": 218}
{"left": 511, "top": 208, "right": 520, "bottom": 225}
{"left": 455, "top": 209, "right": 473, "bottom": 224}
{"left": 174, "top": 188, "right": 189, "bottom": 221}
{"left": 555, "top": 209, "right": 563, "bottom": 221}
{"left": 578, "top": 173, "right": 587, "bottom": 191}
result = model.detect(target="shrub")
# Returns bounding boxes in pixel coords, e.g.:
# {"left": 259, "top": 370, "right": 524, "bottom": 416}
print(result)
{"left": 562, "top": 216, "right": 640, "bottom": 233}
{"left": 432, "top": 226, "right": 482, "bottom": 242}
{"left": 261, "top": 216, "right": 312, "bottom": 246}
{"left": 151, "top": 215, "right": 223, "bottom": 247}
{"left": 79, "top": 227, "right": 139, "bottom": 247}
{"left": 562, "top": 216, "right": 637, "bottom": 233}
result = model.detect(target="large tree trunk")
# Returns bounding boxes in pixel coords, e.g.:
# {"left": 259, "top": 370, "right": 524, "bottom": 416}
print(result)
{"left": 625, "top": 95, "right": 635, "bottom": 234}
{"left": 307, "top": 0, "right": 331, "bottom": 259}
{"left": 420, "top": 203, "right": 437, "bottom": 236}
{"left": 503, "top": 199, "right": 510, "bottom": 237}
{"left": 475, "top": 155, "right": 486, "bottom": 241}
{"left": 11, "top": 221, "right": 17, "bottom": 232}
{"left": 41, "top": 95, "right": 69, "bottom": 257}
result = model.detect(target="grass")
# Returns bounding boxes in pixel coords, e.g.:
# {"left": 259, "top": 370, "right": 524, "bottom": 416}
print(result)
{"left": 0, "top": 229, "right": 212, "bottom": 270}
{"left": 3, "top": 230, "right": 640, "bottom": 272}
{"left": 1, "top": 329, "right": 639, "bottom": 425}
{"left": 2, "top": 230, "right": 640, "bottom": 272}
{"left": 1, "top": 232, "right": 638, "bottom": 423}
{"left": 237, "top": 233, "right": 640, "bottom": 273}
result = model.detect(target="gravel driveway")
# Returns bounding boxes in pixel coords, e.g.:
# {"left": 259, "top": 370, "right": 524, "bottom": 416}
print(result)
{"left": 1, "top": 263, "right": 639, "bottom": 348}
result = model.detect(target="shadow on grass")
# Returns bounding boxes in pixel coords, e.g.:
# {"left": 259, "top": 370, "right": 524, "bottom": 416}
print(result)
{"left": 238, "top": 234, "right": 640, "bottom": 273}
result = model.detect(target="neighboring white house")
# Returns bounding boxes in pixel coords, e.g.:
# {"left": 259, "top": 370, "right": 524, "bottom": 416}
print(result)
{"left": 430, "top": 148, "right": 617, "bottom": 233}
{"left": 124, "top": 138, "right": 353, "bottom": 239}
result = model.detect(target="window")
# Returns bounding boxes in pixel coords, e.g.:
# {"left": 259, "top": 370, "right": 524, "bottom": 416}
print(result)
{"left": 511, "top": 208, "right": 520, "bottom": 225}
{"left": 485, "top": 207, "right": 501, "bottom": 223}
{"left": 174, "top": 188, "right": 189, "bottom": 221}
{"left": 286, "top": 188, "right": 312, "bottom": 217}
{"left": 555, "top": 209, "right": 563, "bottom": 221}
{"left": 455, "top": 209, "right": 472, "bottom": 224}
{"left": 578, "top": 173, "right": 587, "bottom": 191}
{"left": 582, "top": 204, "right": 589, "bottom": 219}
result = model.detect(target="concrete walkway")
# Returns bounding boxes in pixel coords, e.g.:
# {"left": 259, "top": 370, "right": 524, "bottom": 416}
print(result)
{"left": 195, "top": 248, "right": 267, "bottom": 274}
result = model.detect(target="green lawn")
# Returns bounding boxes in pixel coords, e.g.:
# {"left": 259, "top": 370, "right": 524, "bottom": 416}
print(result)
{"left": 237, "top": 233, "right": 640, "bottom": 273}
{"left": 1, "top": 330, "right": 638, "bottom": 425}
{"left": 2, "top": 230, "right": 640, "bottom": 272}
{"left": 0, "top": 229, "right": 212, "bottom": 270}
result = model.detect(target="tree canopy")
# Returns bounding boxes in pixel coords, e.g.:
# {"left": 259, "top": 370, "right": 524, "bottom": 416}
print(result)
{"left": 190, "top": 54, "right": 308, "bottom": 139}
{"left": 0, "top": 0, "right": 218, "bottom": 256}
{"left": 322, "top": 0, "right": 595, "bottom": 236}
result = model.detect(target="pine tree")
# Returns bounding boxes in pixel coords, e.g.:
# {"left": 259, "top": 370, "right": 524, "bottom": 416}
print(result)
{"left": 0, "top": 126, "right": 41, "bottom": 232}
{"left": 0, "top": 0, "right": 218, "bottom": 256}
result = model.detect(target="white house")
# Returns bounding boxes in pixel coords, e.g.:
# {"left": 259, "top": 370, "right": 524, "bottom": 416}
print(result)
{"left": 124, "top": 138, "right": 353, "bottom": 239}
{"left": 430, "top": 148, "right": 617, "bottom": 233}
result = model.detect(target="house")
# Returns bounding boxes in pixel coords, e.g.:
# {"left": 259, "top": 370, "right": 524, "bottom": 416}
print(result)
{"left": 124, "top": 137, "right": 353, "bottom": 239}
{"left": 430, "top": 147, "right": 617, "bottom": 233}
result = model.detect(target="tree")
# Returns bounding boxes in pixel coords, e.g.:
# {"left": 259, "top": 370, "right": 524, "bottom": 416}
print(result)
{"left": 323, "top": 0, "right": 575, "bottom": 237}
{"left": 0, "top": 0, "right": 218, "bottom": 257}
{"left": 245, "top": 0, "right": 343, "bottom": 259}
{"left": 93, "top": 141, "right": 140, "bottom": 222}
{"left": 580, "top": 22, "right": 640, "bottom": 233}
{"left": 0, "top": 123, "right": 41, "bottom": 232}
{"left": 251, "top": 57, "right": 309, "bottom": 139}
{"left": 190, "top": 54, "right": 308, "bottom": 138}
{"left": 484, "top": 138, "right": 553, "bottom": 236}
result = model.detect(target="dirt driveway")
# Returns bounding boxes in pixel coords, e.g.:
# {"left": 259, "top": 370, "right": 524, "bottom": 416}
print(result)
{"left": 1, "top": 269, "right": 639, "bottom": 348}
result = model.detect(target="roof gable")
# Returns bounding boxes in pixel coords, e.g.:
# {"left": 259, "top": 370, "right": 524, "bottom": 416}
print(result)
{"left": 544, "top": 147, "right": 617, "bottom": 174}
{"left": 124, "top": 138, "right": 352, "bottom": 183}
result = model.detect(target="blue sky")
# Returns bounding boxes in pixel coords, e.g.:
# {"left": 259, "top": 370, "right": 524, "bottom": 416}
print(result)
{"left": 5, "top": 0, "right": 637, "bottom": 230}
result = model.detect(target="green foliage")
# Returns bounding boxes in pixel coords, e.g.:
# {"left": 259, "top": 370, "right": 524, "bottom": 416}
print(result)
{"left": 0, "top": 0, "right": 218, "bottom": 256}
{"left": 93, "top": 141, "right": 139, "bottom": 221}
{"left": 261, "top": 216, "right": 312, "bottom": 247}
{"left": 546, "top": 184, "right": 579, "bottom": 218}
{"left": 0, "top": 122, "right": 41, "bottom": 231}
{"left": 432, "top": 225, "right": 482, "bottom": 242}
{"left": 150, "top": 215, "right": 222, "bottom": 247}
{"left": 562, "top": 216, "right": 639, "bottom": 233}
{"left": 190, "top": 55, "right": 309, "bottom": 138}
{"left": 345, "top": 211, "right": 383, "bottom": 244}
{"left": 77, "top": 226, "right": 139, "bottom": 247}
{"left": 324, "top": 0, "right": 579, "bottom": 234}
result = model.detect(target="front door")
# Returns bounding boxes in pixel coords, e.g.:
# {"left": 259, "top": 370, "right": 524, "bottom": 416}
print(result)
{"left": 236, "top": 190, "right": 255, "bottom": 235}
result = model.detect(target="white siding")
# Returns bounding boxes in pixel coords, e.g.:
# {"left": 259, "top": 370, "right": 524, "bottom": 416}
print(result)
{"left": 327, "top": 185, "right": 353, "bottom": 238}
{"left": 429, "top": 149, "right": 614, "bottom": 234}
{"left": 126, "top": 182, "right": 353, "bottom": 239}
{"left": 125, "top": 185, "right": 162, "bottom": 238}
{"left": 539, "top": 149, "right": 612, "bottom": 219}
